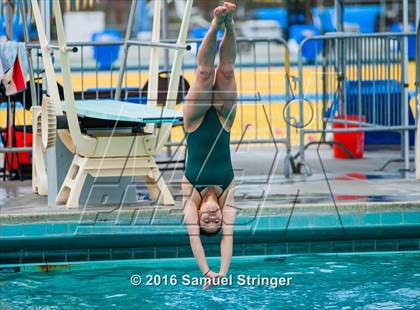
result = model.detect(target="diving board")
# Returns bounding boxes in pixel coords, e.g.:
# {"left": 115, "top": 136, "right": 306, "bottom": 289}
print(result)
{"left": 60, "top": 100, "right": 183, "bottom": 124}
{"left": 30, "top": 0, "right": 193, "bottom": 208}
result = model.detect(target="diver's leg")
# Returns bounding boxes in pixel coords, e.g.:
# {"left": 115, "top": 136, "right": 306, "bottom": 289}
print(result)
{"left": 213, "top": 2, "right": 237, "bottom": 129}
{"left": 184, "top": 6, "right": 227, "bottom": 132}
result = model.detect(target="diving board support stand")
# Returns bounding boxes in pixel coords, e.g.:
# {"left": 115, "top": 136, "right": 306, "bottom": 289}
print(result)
{"left": 57, "top": 155, "right": 173, "bottom": 207}
{"left": 31, "top": 106, "right": 48, "bottom": 195}
{"left": 38, "top": 0, "right": 60, "bottom": 206}
{"left": 156, "top": 0, "right": 193, "bottom": 151}
{"left": 143, "top": 0, "right": 162, "bottom": 134}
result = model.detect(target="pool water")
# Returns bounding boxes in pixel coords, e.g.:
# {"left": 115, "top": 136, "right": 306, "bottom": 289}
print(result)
{"left": 1, "top": 254, "right": 419, "bottom": 309}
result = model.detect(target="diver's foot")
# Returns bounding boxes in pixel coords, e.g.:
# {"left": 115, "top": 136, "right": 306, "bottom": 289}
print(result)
{"left": 223, "top": 2, "right": 236, "bottom": 30}
{"left": 212, "top": 6, "right": 228, "bottom": 29}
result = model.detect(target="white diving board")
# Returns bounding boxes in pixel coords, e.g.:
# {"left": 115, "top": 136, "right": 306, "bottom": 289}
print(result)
{"left": 60, "top": 100, "right": 183, "bottom": 124}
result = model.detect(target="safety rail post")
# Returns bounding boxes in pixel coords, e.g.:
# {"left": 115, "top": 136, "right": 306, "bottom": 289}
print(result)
{"left": 284, "top": 40, "right": 292, "bottom": 177}
{"left": 402, "top": 0, "right": 410, "bottom": 172}
{"left": 115, "top": 0, "right": 138, "bottom": 100}
{"left": 297, "top": 39, "right": 311, "bottom": 176}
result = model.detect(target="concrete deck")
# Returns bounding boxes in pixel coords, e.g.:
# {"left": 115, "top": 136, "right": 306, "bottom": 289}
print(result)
{"left": 1, "top": 147, "right": 419, "bottom": 224}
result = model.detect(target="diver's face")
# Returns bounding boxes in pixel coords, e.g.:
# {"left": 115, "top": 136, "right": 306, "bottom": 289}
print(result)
{"left": 199, "top": 200, "right": 222, "bottom": 233}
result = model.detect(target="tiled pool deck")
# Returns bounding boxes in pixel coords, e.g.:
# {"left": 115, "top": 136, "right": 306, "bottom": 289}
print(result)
{"left": 1, "top": 148, "right": 419, "bottom": 266}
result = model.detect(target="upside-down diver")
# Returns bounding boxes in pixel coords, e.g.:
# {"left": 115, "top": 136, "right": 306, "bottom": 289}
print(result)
{"left": 182, "top": 2, "right": 238, "bottom": 289}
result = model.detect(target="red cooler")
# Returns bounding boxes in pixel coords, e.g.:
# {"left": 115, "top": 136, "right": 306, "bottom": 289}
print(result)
{"left": 332, "top": 115, "right": 365, "bottom": 159}
{"left": 1, "top": 128, "right": 33, "bottom": 171}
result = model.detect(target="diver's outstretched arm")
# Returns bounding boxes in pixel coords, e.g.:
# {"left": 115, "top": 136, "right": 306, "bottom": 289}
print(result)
{"left": 182, "top": 179, "right": 216, "bottom": 278}
{"left": 218, "top": 183, "right": 236, "bottom": 276}
{"left": 189, "top": 235, "right": 210, "bottom": 274}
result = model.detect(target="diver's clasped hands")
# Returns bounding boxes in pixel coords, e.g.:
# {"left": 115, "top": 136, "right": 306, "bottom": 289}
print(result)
{"left": 202, "top": 270, "right": 227, "bottom": 290}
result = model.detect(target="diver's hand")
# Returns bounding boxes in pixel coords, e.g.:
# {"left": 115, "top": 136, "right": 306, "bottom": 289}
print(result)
{"left": 202, "top": 270, "right": 219, "bottom": 290}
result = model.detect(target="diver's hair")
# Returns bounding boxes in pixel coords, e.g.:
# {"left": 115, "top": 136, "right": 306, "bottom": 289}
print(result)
{"left": 200, "top": 227, "right": 222, "bottom": 237}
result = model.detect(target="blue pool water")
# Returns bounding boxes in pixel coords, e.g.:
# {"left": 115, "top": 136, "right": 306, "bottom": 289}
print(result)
{"left": 1, "top": 254, "right": 419, "bottom": 309}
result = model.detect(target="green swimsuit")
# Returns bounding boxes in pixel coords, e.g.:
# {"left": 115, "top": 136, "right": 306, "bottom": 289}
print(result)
{"left": 185, "top": 107, "right": 234, "bottom": 193}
